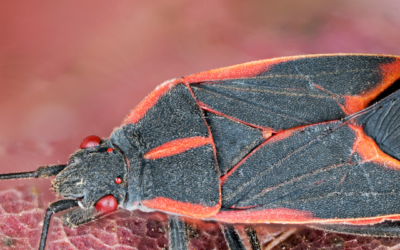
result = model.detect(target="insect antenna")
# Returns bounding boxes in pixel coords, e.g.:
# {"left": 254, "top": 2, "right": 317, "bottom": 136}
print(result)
{"left": 0, "top": 164, "right": 66, "bottom": 180}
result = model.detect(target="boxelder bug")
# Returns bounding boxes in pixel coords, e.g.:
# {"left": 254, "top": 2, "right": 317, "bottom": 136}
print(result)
{"left": 2, "top": 54, "right": 400, "bottom": 250}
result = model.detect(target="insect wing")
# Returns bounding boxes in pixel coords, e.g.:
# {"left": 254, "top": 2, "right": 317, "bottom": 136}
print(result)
{"left": 185, "top": 54, "right": 400, "bottom": 131}
{"left": 215, "top": 77, "right": 400, "bottom": 226}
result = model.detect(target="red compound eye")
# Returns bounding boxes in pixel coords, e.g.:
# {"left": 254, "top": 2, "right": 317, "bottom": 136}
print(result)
{"left": 80, "top": 135, "right": 101, "bottom": 149}
{"left": 94, "top": 195, "right": 118, "bottom": 214}
{"left": 107, "top": 148, "right": 113, "bottom": 153}
{"left": 114, "top": 177, "right": 122, "bottom": 184}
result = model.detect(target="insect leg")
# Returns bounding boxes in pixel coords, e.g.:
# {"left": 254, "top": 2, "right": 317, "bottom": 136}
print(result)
{"left": 245, "top": 226, "right": 261, "bottom": 250}
{"left": 221, "top": 224, "right": 246, "bottom": 250}
{"left": 39, "top": 199, "right": 78, "bottom": 250}
{"left": 168, "top": 216, "right": 189, "bottom": 250}
{"left": 62, "top": 206, "right": 101, "bottom": 227}
{"left": 0, "top": 164, "right": 66, "bottom": 180}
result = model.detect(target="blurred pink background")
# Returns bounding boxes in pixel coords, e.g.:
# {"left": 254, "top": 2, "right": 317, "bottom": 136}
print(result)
{"left": 1, "top": 0, "right": 400, "bottom": 203}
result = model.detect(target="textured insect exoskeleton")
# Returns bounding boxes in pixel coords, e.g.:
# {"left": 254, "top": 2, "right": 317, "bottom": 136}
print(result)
{"left": 3, "top": 54, "right": 400, "bottom": 250}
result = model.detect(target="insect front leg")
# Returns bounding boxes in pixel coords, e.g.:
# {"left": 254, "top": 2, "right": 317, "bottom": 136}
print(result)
{"left": 39, "top": 199, "right": 78, "bottom": 250}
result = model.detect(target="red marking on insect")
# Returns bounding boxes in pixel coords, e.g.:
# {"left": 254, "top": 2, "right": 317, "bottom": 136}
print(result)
{"left": 4, "top": 54, "right": 400, "bottom": 250}
{"left": 320, "top": 214, "right": 400, "bottom": 225}
{"left": 80, "top": 135, "right": 101, "bottom": 149}
{"left": 214, "top": 207, "right": 315, "bottom": 223}
{"left": 343, "top": 218, "right": 385, "bottom": 225}
{"left": 311, "top": 83, "right": 349, "bottom": 113}
{"left": 94, "top": 195, "right": 118, "bottom": 214}
{"left": 312, "top": 83, "right": 326, "bottom": 91}
{"left": 220, "top": 128, "right": 295, "bottom": 185}
{"left": 198, "top": 101, "right": 277, "bottom": 132}
{"left": 141, "top": 197, "right": 220, "bottom": 218}
{"left": 343, "top": 59, "right": 400, "bottom": 115}
{"left": 216, "top": 207, "right": 400, "bottom": 225}
{"left": 264, "top": 128, "right": 296, "bottom": 144}
{"left": 114, "top": 177, "right": 122, "bottom": 184}
{"left": 183, "top": 56, "right": 294, "bottom": 83}
{"left": 261, "top": 130, "right": 273, "bottom": 140}
{"left": 143, "top": 137, "right": 213, "bottom": 160}
{"left": 122, "top": 79, "right": 183, "bottom": 125}
{"left": 349, "top": 124, "right": 400, "bottom": 169}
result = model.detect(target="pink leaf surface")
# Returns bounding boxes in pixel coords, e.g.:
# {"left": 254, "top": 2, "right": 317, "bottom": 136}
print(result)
{"left": 2, "top": 186, "right": 400, "bottom": 249}
{"left": 270, "top": 228, "right": 400, "bottom": 250}
{"left": 47, "top": 210, "right": 169, "bottom": 250}
{"left": 0, "top": 186, "right": 43, "bottom": 249}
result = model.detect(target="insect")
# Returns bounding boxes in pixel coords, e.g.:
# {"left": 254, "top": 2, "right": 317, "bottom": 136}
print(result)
{"left": 2, "top": 54, "right": 400, "bottom": 250}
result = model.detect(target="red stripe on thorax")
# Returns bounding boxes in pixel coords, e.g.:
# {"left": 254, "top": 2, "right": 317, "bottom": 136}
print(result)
{"left": 142, "top": 197, "right": 220, "bottom": 218}
{"left": 184, "top": 84, "right": 223, "bottom": 214}
{"left": 143, "top": 137, "right": 213, "bottom": 160}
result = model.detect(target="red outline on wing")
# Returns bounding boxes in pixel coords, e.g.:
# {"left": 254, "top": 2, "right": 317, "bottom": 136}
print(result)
{"left": 198, "top": 101, "right": 276, "bottom": 136}
{"left": 142, "top": 197, "right": 220, "bottom": 218}
{"left": 343, "top": 59, "right": 400, "bottom": 115}
{"left": 218, "top": 124, "right": 400, "bottom": 224}
{"left": 183, "top": 54, "right": 400, "bottom": 84}
{"left": 123, "top": 54, "right": 400, "bottom": 124}
{"left": 214, "top": 208, "right": 315, "bottom": 223}
{"left": 183, "top": 57, "right": 293, "bottom": 83}
{"left": 143, "top": 137, "right": 213, "bottom": 160}
{"left": 214, "top": 208, "right": 400, "bottom": 225}
{"left": 220, "top": 128, "right": 297, "bottom": 185}
{"left": 122, "top": 54, "right": 400, "bottom": 224}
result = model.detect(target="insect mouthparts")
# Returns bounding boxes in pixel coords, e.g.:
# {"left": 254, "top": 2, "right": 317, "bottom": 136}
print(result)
{"left": 77, "top": 198, "right": 85, "bottom": 208}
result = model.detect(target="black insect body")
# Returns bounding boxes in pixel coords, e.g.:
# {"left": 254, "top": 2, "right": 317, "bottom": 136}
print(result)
{"left": 3, "top": 54, "right": 400, "bottom": 250}
{"left": 54, "top": 139, "right": 127, "bottom": 226}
